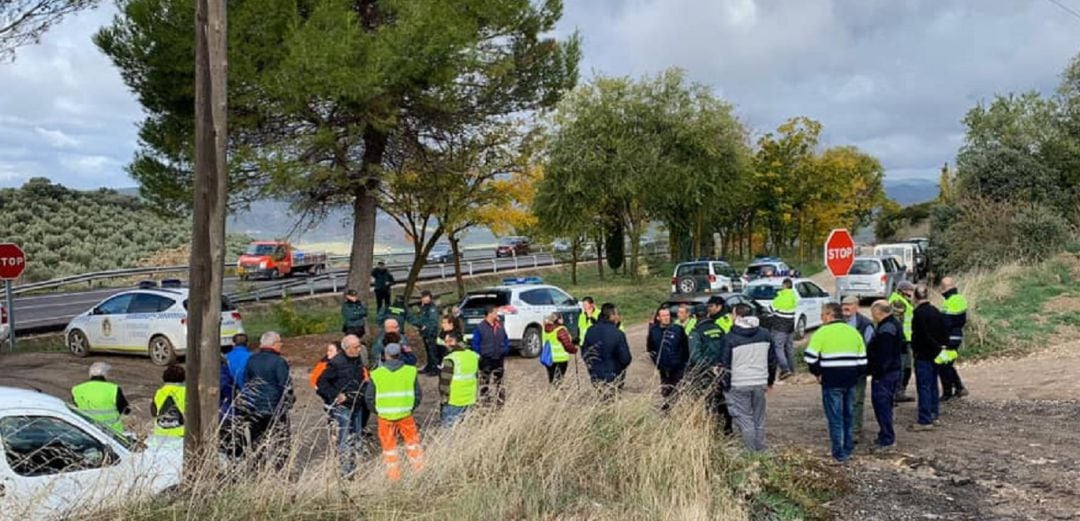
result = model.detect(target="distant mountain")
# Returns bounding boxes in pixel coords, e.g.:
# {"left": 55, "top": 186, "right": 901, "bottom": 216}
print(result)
{"left": 885, "top": 178, "right": 939, "bottom": 206}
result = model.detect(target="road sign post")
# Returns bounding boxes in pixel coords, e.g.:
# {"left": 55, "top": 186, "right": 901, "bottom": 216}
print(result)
{"left": 824, "top": 229, "right": 856, "bottom": 299}
{"left": 0, "top": 243, "right": 27, "bottom": 352}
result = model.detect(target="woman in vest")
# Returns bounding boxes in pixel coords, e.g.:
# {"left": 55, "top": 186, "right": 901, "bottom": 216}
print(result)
{"left": 439, "top": 332, "right": 479, "bottom": 427}
{"left": 151, "top": 365, "right": 186, "bottom": 438}
{"left": 542, "top": 313, "right": 578, "bottom": 385}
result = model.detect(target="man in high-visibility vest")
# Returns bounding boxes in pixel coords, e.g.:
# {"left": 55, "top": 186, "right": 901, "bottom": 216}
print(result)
{"left": 938, "top": 277, "right": 969, "bottom": 401}
{"left": 543, "top": 312, "right": 578, "bottom": 384}
{"left": 576, "top": 296, "right": 600, "bottom": 344}
{"left": 888, "top": 281, "right": 916, "bottom": 402}
{"left": 439, "top": 332, "right": 479, "bottom": 427}
{"left": 676, "top": 304, "right": 697, "bottom": 335}
{"left": 769, "top": 278, "right": 798, "bottom": 379}
{"left": 804, "top": 302, "right": 867, "bottom": 463}
{"left": 151, "top": 365, "right": 186, "bottom": 438}
{"left": 71, "top": 362, "right": 131, "bottom": 434}
{"left": 365, "top": 343, "right": 424, "bottom": 481}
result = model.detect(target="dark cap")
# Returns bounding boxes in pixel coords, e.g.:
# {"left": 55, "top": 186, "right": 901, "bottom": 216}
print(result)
{"left": 346, "top": 289, "right": 358, "bottom": 297}
{"left": 706, "top": 296, "right": 726, "bottom": 307}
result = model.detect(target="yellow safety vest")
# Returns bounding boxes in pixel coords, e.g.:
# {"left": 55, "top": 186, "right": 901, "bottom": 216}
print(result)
{"left": 444, "top": 350, "right": 479, "bottom": 407}
{"left": 371, "top": 365, "right": 418, "bottom": 421}
{"left": 543, "top": 326, "right": 571, "bottom": 363}
{"left": 72, "top": 380, "right": 123, "bottom": 434}
{"left": 153, "top": 384, "right": 186, "bottom": 438}
{"left": 772, "top": 288, "right": 797, "bottom": 317}
{"left": 716, "top": 315, "right": 733, "bottom": 333}
{"left": 888, "top": 292, "right": 914, "bottom": 342}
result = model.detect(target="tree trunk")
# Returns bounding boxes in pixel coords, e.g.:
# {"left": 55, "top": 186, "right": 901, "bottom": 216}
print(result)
{"left": 570, "top": 238, "right": 579, "bottom": 286}
{"left": 693, "top": 210, "right": 704, "bottom": 258}
{"left": 346, "top": 127, "right": 387, "bottom": 299}
{"left": 449, "top": 233, "right": 465, "bottom": 299}
{"left": 186, "top": 0, "right": 227, "bottom": 479}
{"left": 402, "top": 230, "right": 443, "bottom": 300}
{"left": 595, "top": 233, "right": 604, "bottom": 280}
{"left": 626, "top": 221, "right": 642, "bottom": 281}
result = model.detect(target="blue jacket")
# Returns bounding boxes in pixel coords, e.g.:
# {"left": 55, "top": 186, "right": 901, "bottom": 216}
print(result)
{"left": 647, "top": 323, "right": 689, "bottom": 372}
{"left": 225, "top": 346, "right": 251, "bottom": 391}
{"left": 219, "top": 359, "right": 235, "bottom": 419}
{"left": 472, "top": 319, "right": 510, "bottom": 360}
{"left": 719, "top": 323, "right": 776, "bottom": 390}
{"left": 238, "top": 349, "right": 294, "bottom": 418}
{"left": 581, "top": 319, "right": 632, "bottom": 383}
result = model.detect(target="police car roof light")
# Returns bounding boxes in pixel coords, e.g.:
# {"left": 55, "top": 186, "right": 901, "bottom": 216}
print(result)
{"left": 138, "top": 280, "right": 158, "bottom": 289}
{"left": 160, "top": 279, "right": 184, "bottom": 288}
{"left": 502, "top": 277, "right": 543, "bottom": 285}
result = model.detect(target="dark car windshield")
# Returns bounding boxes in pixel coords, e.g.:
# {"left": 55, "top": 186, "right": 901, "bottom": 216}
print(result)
{"left": 498, "top": 238, "right": 519, "bottom": 246}
{"left": 745, "top": 285, "right": 779, "bottom": 300}
{"left": 461, "top": 291, "right": 511, "bottom": 311}
{"left": 848, "top": 259, "right": 881, "bottom": 275}
{"left": 183, "top": 296, "right": 238, "bottom": 312}
{"left": 745, "top": 264, "right": 776, "bottom": 277}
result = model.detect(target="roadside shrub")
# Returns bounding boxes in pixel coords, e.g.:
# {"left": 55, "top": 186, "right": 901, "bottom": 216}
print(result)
{"left": 271, "top": 297, "right": 333, "bottom": 336}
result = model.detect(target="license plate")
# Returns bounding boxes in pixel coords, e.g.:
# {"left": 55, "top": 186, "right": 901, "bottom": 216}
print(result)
{"left": 466, "top": 319, "right": 481, "bottom": 325}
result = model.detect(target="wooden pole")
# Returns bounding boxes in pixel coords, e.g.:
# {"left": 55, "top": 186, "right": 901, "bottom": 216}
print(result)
{"left": 186, "top": 0, "right": 227, "bottom": 478}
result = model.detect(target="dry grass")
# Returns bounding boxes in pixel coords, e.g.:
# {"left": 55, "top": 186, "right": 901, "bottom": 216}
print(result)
{"left": 101, "top": 387, "right": 839, "bottom": 521}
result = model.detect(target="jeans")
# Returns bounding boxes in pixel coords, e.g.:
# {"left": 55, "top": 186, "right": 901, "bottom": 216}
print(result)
{"left": 871, "top": 371, "right": 900, "bottom": 446}
{"left": 725, "top": 386, "right": 767, "bottom": 452}
{"left": 546, "top": 362, "right": 568, "bottom": 384}
{"left": 821, "top": 386, "right": 856, "bottom": 461}
{"left": 479, "top": 358, "right": 506, "bottom": 408}
{"left": 915, "top": 360, "right": 940, "bottom": 425}
{"left": 441, "top": 404, "right": 469, "bottom": 427}
{"left": 331, "top": 404, "right": 367, "bottom": 474}
{"left": 374, "top": 289, "right": 391, "bottom": 314}
{"left": 770, "top": 329, "right": 794, "bottom": 373}
{"left": 853, "top": 376, "right": 867, "bottom": 437}
{"left": 658, "top": 368, "right": 685, "bottom": 411}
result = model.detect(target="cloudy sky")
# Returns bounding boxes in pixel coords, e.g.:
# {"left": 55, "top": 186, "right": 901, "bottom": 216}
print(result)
{"left": 2, "top": 0, "right": 1080, "bottom": 189}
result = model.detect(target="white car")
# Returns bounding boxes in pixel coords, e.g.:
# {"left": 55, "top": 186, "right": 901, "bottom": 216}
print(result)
{"left": 0, "top": 387, "right": 181, "bottom": 520}
{"left": 744, "top": 278, "right": 833, "bottom": 339}
{"left": 671, "top": 260, "right": 743, "bottom": 294}
{"left": 743, "top": 257, "right": 794, "bottom": 281}
{"left": 0, "top": 304, "right": 8, "bottom": 345}
{"left": 458, "top": 277, "right": 581, "bottom": 358}
{"left": 64, "top": 287, "right": 244, "bottom": 366}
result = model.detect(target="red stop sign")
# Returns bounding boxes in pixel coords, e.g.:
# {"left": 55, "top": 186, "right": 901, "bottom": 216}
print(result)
{"left": 0, "top": 243, "right": 27, "bottom": 280}
{"left": 824, "top": 229, "right": 855, "bottom": 277}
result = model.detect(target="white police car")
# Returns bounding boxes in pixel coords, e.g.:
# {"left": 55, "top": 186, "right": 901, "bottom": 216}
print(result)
{"left": 0, "top": 387, "right": 182, "bottom": 520}
{"left": 744, "top": 277, "right": 833, "bottom": 339}
{"left": 64, "top": 285, "right": 244, "bottom": 366}
{"left": 458, "top": 277, "right": 581, "bottom": 358}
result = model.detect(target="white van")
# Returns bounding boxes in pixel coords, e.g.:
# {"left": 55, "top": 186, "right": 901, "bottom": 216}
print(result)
{"left": 873, "top": 243, "right": 917, "bottom": 277}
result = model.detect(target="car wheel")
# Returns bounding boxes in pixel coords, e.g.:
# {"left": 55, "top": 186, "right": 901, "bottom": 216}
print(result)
{"left": 795, "top": 316, "right": 808, "bottom": 341}
{"left": 149, "top": 335, "right": 178, "bottom": 366}
{"left": 520, "top": 326, "right": 542, "bottom": 358}
{"left": 68, "top": 330, "right": 90, "bottom": 358}
{"left": 677, "top": 276, "right": 697, "bottom": 294}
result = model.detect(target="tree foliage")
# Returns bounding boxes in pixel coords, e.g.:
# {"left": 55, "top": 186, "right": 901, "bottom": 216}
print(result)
{"left": 0, "top": 0, "right": 98, "bottom": 60}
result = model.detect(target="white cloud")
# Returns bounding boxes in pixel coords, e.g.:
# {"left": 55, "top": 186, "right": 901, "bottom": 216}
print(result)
{"left": 34, "top": 127, "right": 80, "bottom": 148}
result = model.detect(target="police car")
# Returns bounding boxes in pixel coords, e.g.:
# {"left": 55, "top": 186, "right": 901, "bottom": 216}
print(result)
{"left": 0, "top": 387, "right": 182, "bottom": 520}
{"left": 64, "top": 284, "right": 244, "bottom": 366}
{"left": 458, "top": 277, "right": 581, "bottom": 358}
{"left": 744, "top": 277, "right": 833, "bottom": 339}
{"left": 743, "top": 257, "right": 796, "bottom": 281}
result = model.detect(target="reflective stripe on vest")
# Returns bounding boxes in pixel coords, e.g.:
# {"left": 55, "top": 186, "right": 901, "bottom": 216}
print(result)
{"left": 371, "top": 365, "right": 418, "bottom": 420}
{"left": 153, "top": 384, "right": 186, "bottom": 437}
{"left": 804, "top": 322, "right": 867, "bottom": 367}
{"left": 445, "top": 350, "right": 479, "bottom": 407}
{"left": 72, "top": 381, "right": 123, "bottom": 434}
{"left": 716, "top": 315, "right": 733, "bottom": 333}
{"left": 888, "top": 292, "right": 914, "bottom": 342}
{"left": 680, "top": 318, "right": 697, "bottom": 334}
{"left": 543, "top": 326, "right": 571, "bottom": 364}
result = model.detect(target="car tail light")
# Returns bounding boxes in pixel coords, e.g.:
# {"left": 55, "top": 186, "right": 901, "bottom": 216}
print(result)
{"left": 671, "top": 277, "right": 678, "bottom": 286}
{"left": 708, "top": 274, "right": 717, "bottom": 284}
{"left": 181, "top": 317, "right": 187, "bottom": 326}
{"left": 500, "top": 305, "right": 518, "bottom": 315}
{"left": 880, "top": 275, "right": 887, "bottom": 285}
{"left": 231, "top": 312, "right": 242, "bottom": 321}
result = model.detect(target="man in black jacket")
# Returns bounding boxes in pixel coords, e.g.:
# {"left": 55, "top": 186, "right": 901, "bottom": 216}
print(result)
{"left": 582, "top": 303, "right": 632, "bottom": 393}
{"left": 910, "top": 285, "right": 946, "bottom": 431}
{"left": 868, "top": 300, "right": 903, "bottom": 450}
{"left": 371, "top": 261, "right": 395, "bottom": 313}
{"left": 238, "top": 331, "right": 294, "bottom": 470}
{"left": 689, "top": 297, "right": 732, "bottom": 434}
{"left": 316, "top": 334, "right": 369, "bottom": 475}
{"left": 647, "top": 307, "right": 689, "bottom": 411}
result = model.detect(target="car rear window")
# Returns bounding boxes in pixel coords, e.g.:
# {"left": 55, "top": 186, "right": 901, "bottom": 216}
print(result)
{"left": 848, "top": 260, "right": 882, "bottom": 275}
{"left": 182, "top": 296, "right": 238, "bottom": 312}
{"left": 461, "top": 291, "right": 511, "bottom": 309}
{"left": 745, "top": 264, "right": 774, "bottom": 277}
{"left": 745, "top": 285, "right": 779, "bottom": 300}
{"left": 676, "top": 264, "right": 709, "bottom": 277}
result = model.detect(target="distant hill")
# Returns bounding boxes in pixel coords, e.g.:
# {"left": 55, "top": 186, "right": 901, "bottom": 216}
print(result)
{"left": 885, "top": 178, "right": 939, "bottom": 206}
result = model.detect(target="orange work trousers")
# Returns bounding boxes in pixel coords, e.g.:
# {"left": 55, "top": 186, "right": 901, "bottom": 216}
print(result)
{"left": 377, "top": 416, "right": 424, "bottom": 481}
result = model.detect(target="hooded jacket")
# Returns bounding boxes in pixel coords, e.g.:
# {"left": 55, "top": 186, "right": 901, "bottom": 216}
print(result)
{"left": 718, "top": 317, "right": 776, "bottom": 390}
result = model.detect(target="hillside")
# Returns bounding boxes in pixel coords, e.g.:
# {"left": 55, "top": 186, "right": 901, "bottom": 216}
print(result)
{"left": 884, "top": 178, "right": 938, "bottom": 205}
{"left": 0, "top": 178, "right": 238, "bottom": 282}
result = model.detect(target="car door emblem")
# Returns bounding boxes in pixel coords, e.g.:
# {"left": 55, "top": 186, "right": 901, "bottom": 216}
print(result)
{"left": 102, "top": 318, "right": 112, "bottom": 337}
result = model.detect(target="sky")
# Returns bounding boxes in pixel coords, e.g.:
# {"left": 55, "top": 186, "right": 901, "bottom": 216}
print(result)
{"left": 2, "top": 0, "right": 1080, "bottom": 190}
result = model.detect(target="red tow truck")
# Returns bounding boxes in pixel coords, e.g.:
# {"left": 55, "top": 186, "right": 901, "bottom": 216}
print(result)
{"left": 236, "top": 241, "right": 327, "bottom": 280}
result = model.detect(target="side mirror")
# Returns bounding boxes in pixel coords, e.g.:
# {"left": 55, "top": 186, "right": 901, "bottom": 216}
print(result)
{"left": 91, "top": 307, "right": 102, "bottom": 315}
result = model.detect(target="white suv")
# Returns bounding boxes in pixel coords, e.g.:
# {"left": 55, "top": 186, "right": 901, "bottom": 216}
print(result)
{"left": 64, "top": 287, "right": 245, "bottom": 366}
{"left": 458, "top": 277, "right": 581, "bottom": 358}
{"left": 0, "top": 387, "right": 182, "bottom": 519}
{"left": 671, "top": 260, "right": 743, "bottom": 294}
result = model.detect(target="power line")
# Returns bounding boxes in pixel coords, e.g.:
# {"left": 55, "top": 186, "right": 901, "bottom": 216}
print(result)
{"left": 1046, "top": 0, "right": 1080, "bottom": 22}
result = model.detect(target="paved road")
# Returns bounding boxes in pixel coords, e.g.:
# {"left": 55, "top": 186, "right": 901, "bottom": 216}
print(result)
{"left": 11, "top": 252, "right": 557, "bottom": 334}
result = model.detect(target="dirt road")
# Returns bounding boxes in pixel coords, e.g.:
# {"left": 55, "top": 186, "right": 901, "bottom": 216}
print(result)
{"left": 2, "top": 324, "right": 1078, "bottom": 520}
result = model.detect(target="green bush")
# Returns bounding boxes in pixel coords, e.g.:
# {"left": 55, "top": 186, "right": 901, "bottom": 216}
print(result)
{"left": 270, "top": 297, "right": 333, "bottom": 336}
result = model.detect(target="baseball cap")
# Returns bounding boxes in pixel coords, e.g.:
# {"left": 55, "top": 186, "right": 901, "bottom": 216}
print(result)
{"left": 346, "top": 289, "right": 358, "bottom": 297}
{"left": 897, "top": 281, "right": 915, "bottom": 292}
{"left": 384, "top": 343, "right": 402, "bottom": 357}
{"left": 706, "top": 296, "right": 726, "bottom": 307}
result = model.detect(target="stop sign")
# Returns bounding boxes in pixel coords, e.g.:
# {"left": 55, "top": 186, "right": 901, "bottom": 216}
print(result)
{"left": 0, "top": 243, "right": 27, "bottom": 280}
{"left": 824, "top": 229, "right": 855, "bottom": 277}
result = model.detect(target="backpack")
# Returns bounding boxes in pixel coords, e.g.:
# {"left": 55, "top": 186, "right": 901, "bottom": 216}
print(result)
{"left": 156, "top": 396, "right": 184, "bottom": 430}
{"left": 540, "top": 338, "right": 554, "bottom": 367}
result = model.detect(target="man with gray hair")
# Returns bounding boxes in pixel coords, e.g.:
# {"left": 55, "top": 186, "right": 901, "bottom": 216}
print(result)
{"left": 841, "top": 295, "right": 874, "bottom": 442}
{"left": 71, "top": 362, "right": 131, "bottom": 434}
{"left": 238, "top": 330, "right": 294, "bottom": 469}
{"left": 868, "top": 299, "right": 903, "bottom": 451}
{"left": 316, "top": 334, "right": 369, "bottom": 475}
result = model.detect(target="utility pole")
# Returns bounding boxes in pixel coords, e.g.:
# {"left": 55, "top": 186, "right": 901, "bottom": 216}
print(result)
{"left": 186, "top": 0, "right": 227, "bottom": 478}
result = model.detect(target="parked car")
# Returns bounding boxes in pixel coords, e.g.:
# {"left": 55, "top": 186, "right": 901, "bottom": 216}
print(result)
{"left": 671, "top": 260, "right": 743, "bottom": 294}
{"left": 64, "top": 287, "right": 244, "bottom": 366}
{"left": 426, "top": 243, "right": 455, "bottom": 264}
{"left": 495, "top": 236, "right": 531, "bottom": 258}
{"left": 873, "top": 243, "right": 918, "bottom": 279}
{"left": 744, "top": 278, "right": 832, "bottom": 339}
{"left": 836, "top": 256, "right": 906, "bottom": 302}
{"left": 743, "top": 257, "right": 795, "bottom": 281}
{"left": 654, "top": 292, "right": 770, "bottom": 327}
{"left": 457, "top": 277, "right": 580, "bottom": 358}
{"left": 550, "top": 239, "right": 571, "bottom": 253}
{"left": 0, "top": 304, "right": 8, "bottom": 345}
{"left": 0, "top": 387, "right": 182, "bottom": 520}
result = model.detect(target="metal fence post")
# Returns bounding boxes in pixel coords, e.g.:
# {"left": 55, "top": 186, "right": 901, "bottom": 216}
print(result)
{"left": 533, "top": 255, "right": 538, "bottom": 268}
{"left": 514, "top": 256, "right": 519, "bottom": 270}
{"left": 469, "top": 262, "right": 474, "bottom": 276}
{"left": 331, "top": 273, "right": 338, "bottom": 293}
{"left": 308, "top": 278, "right": 315, "bottom": 296}
{"left": 440, "top": 264, "right": 446, "bottom": 279}
{"left": 492, "top": 260, "right": 498, "bottom": 274}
